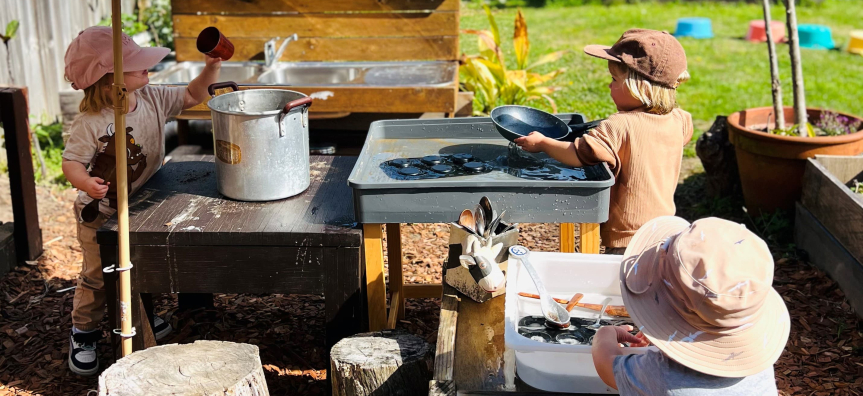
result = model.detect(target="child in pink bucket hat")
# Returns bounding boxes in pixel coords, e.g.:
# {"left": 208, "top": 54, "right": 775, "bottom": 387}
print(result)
{"left": 61, "top": 26, "right": 222, "bottom": 375}
{"left": 591, "top": 216, "right": 790, "bottom": 394}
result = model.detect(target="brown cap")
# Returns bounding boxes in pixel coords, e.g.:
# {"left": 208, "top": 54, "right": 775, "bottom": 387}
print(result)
{"left": 584, "top": 29, "right": 687, "bottom": 88}
{"left": 620, "top": 216, "right": 790, "bottom": 377}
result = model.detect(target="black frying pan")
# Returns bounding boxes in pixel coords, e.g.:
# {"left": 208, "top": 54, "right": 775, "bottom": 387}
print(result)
{"left": 490, "top": 105, "right": 604, "bottom": 143}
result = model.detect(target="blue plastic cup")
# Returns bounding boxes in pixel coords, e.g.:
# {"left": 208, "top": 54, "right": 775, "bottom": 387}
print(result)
{"left": 675, "top": 18, "right": 713, "bottom": 39}
{"left": 797, "top": 24, "right": 835, "bottom": 50}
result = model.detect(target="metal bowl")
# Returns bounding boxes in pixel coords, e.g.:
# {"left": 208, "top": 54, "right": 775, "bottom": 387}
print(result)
{"left": 491, "top": 105, "right": 572, "bottom": 143}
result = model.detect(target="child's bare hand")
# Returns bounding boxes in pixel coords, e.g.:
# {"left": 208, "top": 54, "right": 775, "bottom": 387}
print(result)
{"left": 82, "top": 177, "right": 110, "bottom": 200}
{"left": 596, "top": 325, "right": 647, "bottom": 347}
{"left": 513, "top": 131, "right": 547, "bottom": 153}
{"left": 205, "top": 55, "right": 222, "bottom": 69}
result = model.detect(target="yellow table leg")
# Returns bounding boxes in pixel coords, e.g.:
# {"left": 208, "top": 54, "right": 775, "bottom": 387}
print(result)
{"left": 560, "top": 223, "right": 576, "bottom": 253}
{"left": 580, "top": 223, "right": 601, "bottom": 254}
{"left": 386, "top": 223, "right": 405, "bottom": 323}
{"left": 363, "top": 224, "right": 387, "bottom": 331}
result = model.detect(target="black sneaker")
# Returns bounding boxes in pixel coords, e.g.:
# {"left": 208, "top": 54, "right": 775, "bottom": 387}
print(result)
{"left": 153, "top": 314, "right": 173, "bottom": 341}
{"left": 68, "top": 330, "right": 101, "bottom": 376}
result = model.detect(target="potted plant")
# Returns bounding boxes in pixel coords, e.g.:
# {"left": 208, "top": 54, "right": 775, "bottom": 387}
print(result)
{"left": 727, "top": 0, "right": 863, "bottom": 214}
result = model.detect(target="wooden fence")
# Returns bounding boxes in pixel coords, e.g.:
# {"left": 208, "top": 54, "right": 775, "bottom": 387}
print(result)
{"left": 0, "top": 0, "right": 135, "bottom": 119}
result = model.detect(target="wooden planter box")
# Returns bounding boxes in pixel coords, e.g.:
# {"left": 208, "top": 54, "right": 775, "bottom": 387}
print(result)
{"left": 797, "top": 155, "right": 863, "bottom": 318}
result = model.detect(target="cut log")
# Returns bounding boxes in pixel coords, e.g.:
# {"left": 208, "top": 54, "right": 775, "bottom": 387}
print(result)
{"left": 98, "top": 341, "right": 269, "bottom": 396}
{"left": 330, "top": 330, "right": 432, "bottom": 396}
{"left": 696, "top": 116, "right": 740, "bottom": 198}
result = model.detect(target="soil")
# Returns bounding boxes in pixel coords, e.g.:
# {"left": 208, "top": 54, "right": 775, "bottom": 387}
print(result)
{"left": 1, "top": 157, "right": 862, "bottom": 395}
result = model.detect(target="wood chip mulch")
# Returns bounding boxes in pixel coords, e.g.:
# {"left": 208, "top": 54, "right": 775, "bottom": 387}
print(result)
{"left": 0, "top": 175, "right": 861, "bottom": 395}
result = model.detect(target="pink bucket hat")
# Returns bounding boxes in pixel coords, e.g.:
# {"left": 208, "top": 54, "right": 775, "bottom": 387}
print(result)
{"left": 64, "top": 26, "right": 169, "bottom": 90}
{"left": 620, "top": 216, "right": 790, "bottom": 377}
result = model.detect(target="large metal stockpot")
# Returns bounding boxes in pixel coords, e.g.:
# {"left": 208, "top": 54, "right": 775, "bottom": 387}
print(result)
{"left": 206, "top": 82, "right": 313, "bottom": 201}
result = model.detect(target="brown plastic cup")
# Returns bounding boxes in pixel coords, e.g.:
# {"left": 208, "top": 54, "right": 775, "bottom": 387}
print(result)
{"left": 196, "top": 26, "right": 234, "bottom": 61}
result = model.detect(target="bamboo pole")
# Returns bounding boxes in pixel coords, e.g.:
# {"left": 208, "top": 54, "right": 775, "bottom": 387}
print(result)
{"left": 111, "top": 0, "right": 134, "bottom": 357}
{"left": 784, "top": 0, "right": 807, "bottom": 136}
{"left": 762, "top": 0, "right": 785, "bottom": 131}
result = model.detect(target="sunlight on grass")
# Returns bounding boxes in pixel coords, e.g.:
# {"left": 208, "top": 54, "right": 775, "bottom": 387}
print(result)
{"left": 460, "top": 0, "right": 863, "bottom": 153}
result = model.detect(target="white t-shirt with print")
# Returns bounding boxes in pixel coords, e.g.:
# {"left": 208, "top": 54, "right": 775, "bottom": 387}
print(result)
{"left": 63, "top": 85, "right": 186, "bottom": 221}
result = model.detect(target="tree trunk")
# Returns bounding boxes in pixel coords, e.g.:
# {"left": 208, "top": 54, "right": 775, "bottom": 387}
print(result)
{"left": 98, "top": 341, "right": 269, "bottom": 396}
{"left": 785, "top": 0, "right": 807, "bottom": 136}
{"left": 330, "top": 330, "right": 433, "bottom": 396}
{"left": 762, "top": 0, "right": 785, "bottom": 131}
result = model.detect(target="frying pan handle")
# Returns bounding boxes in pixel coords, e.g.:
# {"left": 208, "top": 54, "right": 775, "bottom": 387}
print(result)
{"left": 207, "top": 82, "right": 239, "bottom": 97}
{"left": 280, "top": 97, "right": 313, "bottom": 117}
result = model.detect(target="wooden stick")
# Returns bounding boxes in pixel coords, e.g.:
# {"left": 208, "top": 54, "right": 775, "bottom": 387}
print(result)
{"left": 517, "top": 292, "right": 630, "bottom": 317}
{"left": 784, "top": 0, "right": 807, "bottom": 135}
{"left": 762, "top": 0, "right": 785, "bottom": 131}
{"left": 564, "top": 292, "right": 584, "bottom": 312}
{"left": 111, "top": 0, "right": 133, "bottom": 357}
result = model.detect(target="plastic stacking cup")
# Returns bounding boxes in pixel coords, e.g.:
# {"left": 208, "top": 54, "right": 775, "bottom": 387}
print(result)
{"left": 675, "top": 18, "right": 713, "bottom": 39}
{"left": 797, "top": 24, "right": 835, "bottom": 50}
{"left": 746, "top": 20, "right": 786, "bottom": 43}
{"left": 848, "top": 30, "right": 863, "bottom": 55}
{"left": 196, "top": 26, "right": 234, "bottom": 60}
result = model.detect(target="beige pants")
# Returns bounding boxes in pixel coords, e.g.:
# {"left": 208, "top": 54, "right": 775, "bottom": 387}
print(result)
{"left": 72, "top": 209, "right": 108, "bottom": 331}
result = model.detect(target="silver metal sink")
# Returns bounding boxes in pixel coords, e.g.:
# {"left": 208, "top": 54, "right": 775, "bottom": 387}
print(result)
{"left": 149, "top": 61, "right": 456, "bottom": 87}
{"left": 256, "top": 61, "right": 457, "bottom": 87}
{"left": 149, "top": 61, "right": 264, "bottom": 84}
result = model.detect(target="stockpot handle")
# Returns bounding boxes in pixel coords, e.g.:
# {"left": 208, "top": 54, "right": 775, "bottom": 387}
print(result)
{"left": 277, "top": 97, "right": 313, "bottom": 137}
{"left": 207, "top": 81, "right": 239, "bottom": 97}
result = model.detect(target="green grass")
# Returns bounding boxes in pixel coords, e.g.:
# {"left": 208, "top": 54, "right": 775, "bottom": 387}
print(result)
{"left": 460, "top": 0, "right": 863, "bottom": 153}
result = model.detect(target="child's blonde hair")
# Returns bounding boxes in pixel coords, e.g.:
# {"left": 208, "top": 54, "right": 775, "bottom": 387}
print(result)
{"left": 610, "top": 62, "right": 690, "bottom": 115}
{"left": 78, "top": 74, "right": 114, "bottom": 114}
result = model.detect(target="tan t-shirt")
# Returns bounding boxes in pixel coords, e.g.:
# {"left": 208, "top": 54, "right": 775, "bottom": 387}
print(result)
{"left": 573, "top": 108, "right": 693, "bottom": 247}
{"left": 63, "top": 85, "right": 186, "bottom": 221}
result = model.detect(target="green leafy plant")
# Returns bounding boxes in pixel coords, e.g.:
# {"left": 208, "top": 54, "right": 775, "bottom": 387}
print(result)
{"left": 140, "top": 0, "right": 174, "bottom": 50}
{"left": 99, "top": 13, "right": 149, "bottom": 37}
{"left": 771, "top": 122, "right": 815, "bottom": 137}
{"left": 459, "top": 6, "right": 567, "bottom": 115}
{"left": 851, "top": 179, "right": 863, "bottom": 195}
{"left": 29, "top": 118, "right": 69, "bottom": 186}
{"left": 1, "top": 20, "right": 19, "bottom": 84}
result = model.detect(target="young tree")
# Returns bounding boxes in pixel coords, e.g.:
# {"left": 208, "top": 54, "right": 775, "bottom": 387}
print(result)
{"left": 784, "top": 0, "right": 807, "bottom": 136}
{"left": 0, "top": 20, "right": 19, "bottom": 85}
{"left": 762, "top": 0, "right": 785, "bottom": 130}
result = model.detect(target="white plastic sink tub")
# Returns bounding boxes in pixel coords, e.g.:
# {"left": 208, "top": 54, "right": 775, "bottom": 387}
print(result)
{"left": 504, "top": 252, "right": 654, "bottom": 394}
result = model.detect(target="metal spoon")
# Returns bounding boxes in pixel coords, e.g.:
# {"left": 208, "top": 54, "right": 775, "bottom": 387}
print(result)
{"left": 587, "top": 297, "right": 613, "bottom": 330}
{"left": 474, "top": 204, "right": 486, "bottom": 239}
{"left": 459, "top": 209, "right": 476, "bottom": 232}
{"left": 508, "top": 245, "right": 570, "bottom": 329}
{"left": 450, "top": 222, "right": 479, "bottom": 237}
{"left": 480, "top": 196, "right": 495, "bottom": 232}
{"left": 487, "top": 210, "right": 506, "bottom": 237}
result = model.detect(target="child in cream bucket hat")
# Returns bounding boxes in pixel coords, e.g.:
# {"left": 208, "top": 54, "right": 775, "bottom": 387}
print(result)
{"left": 591, "top": 216, "right": 790, "bottom": 395}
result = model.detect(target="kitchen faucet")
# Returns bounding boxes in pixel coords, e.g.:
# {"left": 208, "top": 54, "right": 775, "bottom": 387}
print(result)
{"left": 264, "top": 34, "right": 299, "bottom": 68}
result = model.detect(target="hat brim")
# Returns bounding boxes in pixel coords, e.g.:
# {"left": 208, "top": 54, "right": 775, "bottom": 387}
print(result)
{"left": 111, "top": 47, "right": 170, "bottom": 73}
{"left": 620, "top": 216, "right": 790, "bottom": 378}
{"left": 584, "top": 45, "right": 622, "bottom": 62}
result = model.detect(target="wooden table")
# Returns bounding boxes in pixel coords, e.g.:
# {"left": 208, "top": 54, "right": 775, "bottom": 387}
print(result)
{"left": 97, "top": 153, "right": 364, "bottom": 354}
{"left": 429, "top": 263, "right": 606, "bottom": 396}
{"left": 365, "top": 223, "right": 600, "bottom": 331}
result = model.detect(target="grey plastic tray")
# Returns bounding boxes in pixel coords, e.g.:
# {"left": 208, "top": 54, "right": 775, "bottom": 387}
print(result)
{"left": 347, "top": 113, "right": 614, "bottom": 224}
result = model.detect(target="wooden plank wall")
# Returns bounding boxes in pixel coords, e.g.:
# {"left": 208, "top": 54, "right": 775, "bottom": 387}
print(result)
{"left": 172, "top": 0, "right": 459, "bottom": 62}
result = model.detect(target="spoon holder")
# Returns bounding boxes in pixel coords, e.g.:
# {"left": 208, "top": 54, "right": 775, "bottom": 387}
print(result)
{"left": 445, "top": 222, "right": 519, "bottom": 303}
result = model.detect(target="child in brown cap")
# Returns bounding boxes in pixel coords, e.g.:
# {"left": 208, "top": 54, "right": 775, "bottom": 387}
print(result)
{"left": 515, "top": 29, "right": 693, "bottom": 254}
{"left": 591, "top": 216, "right": 790, "bottom": 394}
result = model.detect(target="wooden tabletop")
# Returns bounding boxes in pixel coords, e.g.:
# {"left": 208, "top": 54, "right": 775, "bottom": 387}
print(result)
{"left": 97, "top": 155, "right": 361, "bottom": 248}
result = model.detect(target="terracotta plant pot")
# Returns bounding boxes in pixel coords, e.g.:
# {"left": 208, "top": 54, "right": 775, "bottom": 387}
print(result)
{"left": 727, "top": 107, "right": 863, "bottom": 215}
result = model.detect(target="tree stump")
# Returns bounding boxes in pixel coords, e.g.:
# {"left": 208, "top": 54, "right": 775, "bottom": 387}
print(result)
{"left": 98, "top": 341, "right": 269, "bottom": 396}
{"left": 695, "top": 116, "right": 740, "bottom": 198}
{"left": 330, "top": 330, "right": 432, "bottom": 396}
